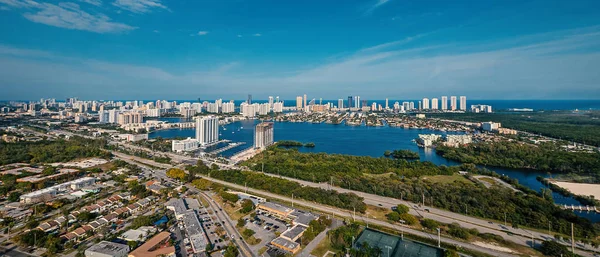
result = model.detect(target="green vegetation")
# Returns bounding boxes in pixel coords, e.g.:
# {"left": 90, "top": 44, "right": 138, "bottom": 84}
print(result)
{"left": 304, "top": 142, "right": 316, "bottom": 148}
{"left": 219, "top": 191, "right": 240, "bottom": 203}
{"left": 387, "top": 149, "right": 420, "bottom": 159}
{"left": 242, "top": 228, "right": 255, "bottom": 238}
{"left": 328, "top": 223, "right": 363, "bottom": 253}
{"left": 223, "top": 243, "right": 239, "bottom": 257}
{"left": 436, "top": 141, "right": 600, "bottom": 181}
{"left": 187, "top": 166, "right": 367, "bottom": 212}
{"left": 420, "top": 219, "right": 440, "bottom": 230}
{"left": 0, "top": 136, "right": 110, "bottom": 165}
{"left": 242, "top": 146, "right": 598, "bottom": 238}
{"left": 277, "top": 140, "right": 303, "bottom": 147}
{"left": 539, "top": 240, "right": 577, "bottom": 257}
{"left": 300, "top": 216, "right": 332, "bottom": 246}
{"left": 166, "top": 168, "right": 186, "bottom": 180}
{"left": 428, "top": 111, "right": 600, "bottom": 146}
{"left": 240, "top": 199, "right": 255, "bottom": 214}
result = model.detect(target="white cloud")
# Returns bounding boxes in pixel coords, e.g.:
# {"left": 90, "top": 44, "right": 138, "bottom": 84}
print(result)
{"left": 364, "top": 0, "right": 390, "bottom": 15}
{"left": 79, "top": 0, "right": 101, "bottom": 6}
{"left": 23, "top": 2, "right": 136, "bottom": 33}
{"left": 197, "top": 31, "right": 208, "bottom": 36}
{"left": 0, "top": 0, "right": 135, "bottom": 33}
{"left": 253, "top": 33, "right": 261, "bottom": 37}
{"left": 112, "top": 0, "right": 167, "bottom": 13}
{"left": 152, "top": 29, "right": 159, "bottom": 33}
{"left": 1, "top": 27, "right": 600, "bottom": 100}
{"left": 237, "top": 34, "right": 242, "bottom": 38}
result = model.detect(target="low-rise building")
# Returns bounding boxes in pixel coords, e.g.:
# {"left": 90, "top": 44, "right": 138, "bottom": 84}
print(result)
{"left": 271, "top": 237, "right": 300, "bottom": 254}
{"left": 171, "top": 137, "right": 198, "bottom": 152}
{"left": 128, "top": 232, "right": 176, "bottom": 257}
{"left": 257, "top": 202, "right": 294, "bottom": 219}
{"left": 416, "top": 134, "right": 441, "bottom": 147}
{"left": 85, "top": 241, "right": 130, "bottom": 257}
{"left": 281, "top": 225, "right": 306, "bottom": 242}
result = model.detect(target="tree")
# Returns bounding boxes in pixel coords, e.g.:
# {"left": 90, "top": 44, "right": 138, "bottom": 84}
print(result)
{"left": 223, "top": 244, "right": 238, "bottom": 257}
{"left": 191, "top": 179, "right": 212, "bottom": 190}
{"left": 386, "top": 212, "right": 401, "bottom": 222}
{"left": 220, "top": 191, "right": 239, "bottom": 203}
{"left": 539, "top": 240, "right": 574, "bottom": 257}
{"left": 444, "top": 249, "right": 459, "bottom": 257}
{"left": 394, "top": 204, "right": 409, "bottom": 214}
{"left": 398, "top": 213, "right": 417, "bottom": 225}
{"left": 240, "top": 199, "right": 254, "bottom": 214}
{"left": 166, "top": 168, "right": 186, "bottom": 180}
{"left": 237, "top": 218, "right": 246, "bottom": 228}
{"left": 8, "top": 192, "right": 21, "bottom": 202}
{"left": 242, "top": 228, "right": 255, "bottom": 238}
{"left": 421, "top": 219, "right": 439, "bottom": 230}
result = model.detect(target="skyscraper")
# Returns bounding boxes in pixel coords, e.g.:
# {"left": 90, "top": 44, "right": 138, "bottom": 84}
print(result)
{"left": 385, "top": 98, "right": 389, "bottom": 109}
{"left": 355, "top": 96, "right": 361, "bottom": 108}
{"left": 422, "top": 98, "right": 429, "bottom": 109}
{"left": 268, "top": 96, "right": 274, "bottom": 109}
{"left": 450, "top": 96, "right": 457, "bottom": 110}
{"left": 247, "top": 94, "right": 252, "bottom": 104}
{"left": 303, "top": 94, "right": 307, "bottom": 111}
{"left": 296, "top": 96, "right": 303, "bottom": 110}
{"left": 431, "top": 98, "right": 438, "bottom": 110}
{"left": 196, "top": 116, "right": 219, "bottom": 146}
{"left": 460, "top": 96, "right": 467, "bottom": 111}
{"left": 347, "top": 96, "right": 353, "bottom": 109}
{"left": 254, "top": 122, "right": 274, "bottom": 149}
{"left": 441, "top": 96, "right": 448, "bottom": 110}
{"left": 338, "top": 99, "right": 344, "bottom": 109}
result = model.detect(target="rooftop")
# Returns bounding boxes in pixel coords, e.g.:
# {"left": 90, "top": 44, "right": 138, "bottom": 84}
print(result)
{"left": 128, "top": 232, "right": 175, "bottom": 257}
{"left": 85, "top": 241, "right": 129, "bottom": 255}
{"left": 281, "top": 225, "right": 306, "bottom": 241}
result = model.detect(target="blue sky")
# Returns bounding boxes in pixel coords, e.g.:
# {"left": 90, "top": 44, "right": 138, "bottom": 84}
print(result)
{"left": 0, "top": 0, "right": 599, "bottom": 100}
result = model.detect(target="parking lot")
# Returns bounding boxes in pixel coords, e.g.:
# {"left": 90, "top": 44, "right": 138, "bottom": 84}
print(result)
{"left": 242, "top": 211, "right": 288, "bottom": 252}
{"left": 197, "top": 205, "right": 230, "bottom": 252}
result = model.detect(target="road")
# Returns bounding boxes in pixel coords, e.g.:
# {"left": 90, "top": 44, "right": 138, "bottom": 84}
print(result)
{"left": 50, "top": 129, "right": 597, "bottom": 256}
{"left": 112, "top": 150, "right": 599, "bottom": 257}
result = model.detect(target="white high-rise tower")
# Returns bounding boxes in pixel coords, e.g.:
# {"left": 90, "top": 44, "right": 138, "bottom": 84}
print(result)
{"left": 196, "top": 116, "right": 219, "bottom": 146}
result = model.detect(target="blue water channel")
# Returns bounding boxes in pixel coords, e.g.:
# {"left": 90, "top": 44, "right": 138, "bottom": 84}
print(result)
{"left": 149, "top": 118, "right": 599, "bottom": 222}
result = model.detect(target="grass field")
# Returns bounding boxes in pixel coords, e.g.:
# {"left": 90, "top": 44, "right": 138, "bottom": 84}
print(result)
{"left": 310, "top": 236, "right": 334, "bottom": 257}
{"left": 422, "top": 174, "right": 472, "bottom": 184}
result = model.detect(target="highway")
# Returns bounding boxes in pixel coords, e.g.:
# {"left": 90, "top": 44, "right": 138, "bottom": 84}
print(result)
{"left": 51, "top": 129, "right": 597, "bottom": 256}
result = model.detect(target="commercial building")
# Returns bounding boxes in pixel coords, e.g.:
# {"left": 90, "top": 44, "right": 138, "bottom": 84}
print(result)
{"left": 195, "top": 116, "right": 219, "bottom": 146}
{"left": 271, "top": 237, "right": 300, "bottom": 254}
{"left": 128, "top": 232, "right": 175, "bottom": 257}
{"left": 171, "top": 137, "right": 199, "bottom": 152}
{"left": 181, "top": 211, "right": 208, "bottom": 253}
{"left": 20, "top": 177, "right": 96, "bottom": 204}
{"left": 281, "top": 225, "right": 307, "bottom": 242}
{"left": 257, "top": 202, "right": 294, "bottom": 219}
{"left": 85, "top": 241, "right": 129, "bottom": 257}
{"left": 254, "top": 122, "right": 274, "bottom": 149}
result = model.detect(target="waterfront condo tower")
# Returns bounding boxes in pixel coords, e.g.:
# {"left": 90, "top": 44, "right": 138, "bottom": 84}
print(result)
{"left": 255, "top": 122, "right": 274, "bottom": 149}
{"left": 196, "top": 115, "right": 219, "bottom": 146}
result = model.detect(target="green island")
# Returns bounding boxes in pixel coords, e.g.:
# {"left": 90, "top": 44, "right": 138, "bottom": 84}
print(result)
{"left": 384, "top": 149, "right": 420, "bottom": 159}
{"left": 241, "top": 146, "right": 598, "bottom": 238}
{"left": 427, "top": 111, "right": 600, "bottom": 146}
{"left": 436, "top": 141, "right": 600, "bottom": 182}
{"left": 0, "top": 136, "right": 111, "bottom": 165}
{"left": 276, "top": 140, "right": 316, "bottom": 148}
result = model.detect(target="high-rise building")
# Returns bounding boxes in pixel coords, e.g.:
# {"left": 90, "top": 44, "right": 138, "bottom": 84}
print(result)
{"left": 460, "top": 96, "right": 467, "bottom": 111}
{"left": 196, "top": 116, "right": 219, "bottom": 146}
{"left": 431, "top": 98, "right": 438, "bottom": 110}
{"left": 347, "top": 96, "right": 353, "bottom": 109}
{"left": 296, "top": 96, "right": 303, "bottom": 110}
{"left": 222, "top": 102, "right": 235, "bottom": 113}
{"left": 355, "top": 96, "right": 361, "bottom": 109}
{"left": 441, "top": 96, "right": 448, "bottom": 110}
{"left": 273, "top": 102, "right": 283, "bottom": 113}
{"left": 247, "top": 94, "right": 252, "bottom": 104}
{"left": 303, "top": 94, "right": 307, "bottom": 112}
{"left": 402, "top": 102, "right": 410, "bottom": 111}
{"left": 371, "top": 102, "right": 377, "bottom": 111}
{"left": 418, "top": 101, "right": 422, "bottom": 110}
{"left": 385, "top": 98, "right": 389, "bottom": 109}
{"left": 117, "top": 112, "right": 143, "bottom": 125}
{"left": 409, "top": 102, "right": 415, "bottom": 110}
{"left": 268, "top": 96, "right": 274, "bottom": 109}
{"left": 276, "top": 96, "right": 279, "bottom": 103}
{"left": 422, "top": 98, "right": 429, "bottom": 109}
{"left": 259, "top": 103, "right": 269, "bottom": 116}
{"left": 254, "top": 122, "right": 274, "bottom": 149}
{"left": 450, "top": 96, "right": 457, "bottom": 110}
{"left": 337, "top": 99, "right": 344, "bottom": 109}
{"left": 241, "top": 103, "right": 256, "bottom": 118}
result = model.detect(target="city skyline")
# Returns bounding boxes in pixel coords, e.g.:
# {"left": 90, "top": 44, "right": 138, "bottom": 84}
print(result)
{"left": 1, "top": 0, "right": 600, "bottom": 100}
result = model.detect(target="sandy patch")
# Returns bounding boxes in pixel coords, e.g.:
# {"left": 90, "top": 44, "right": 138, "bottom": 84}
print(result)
{"left": 552, "top": 181, "right": 600, "bottom": 199}
{"left": 472, "top": 241, "right": 516, "bottom": 253}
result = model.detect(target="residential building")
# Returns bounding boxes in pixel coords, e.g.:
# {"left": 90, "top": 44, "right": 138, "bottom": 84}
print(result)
{"left": 441, "top": 96, "right": 448, "bottom": 110}
{"left": 431, "top": 98, "right": 438, "bottom": 110}
{"left": 255, "top": 122, "right": 274, "bottom": 149}
{"left": 450, "top": 96, "right": 457, "bottom": 110}
{"left": 445, "top": 135, "right": 473, "bottom": 147}
{"left": 222, "top": 101, "right": 235, "bottom": 113}
{"left": 128, "top": 232, "right": 175, "bottom": 257}
{"left": 337, "top": 99, "right": 344, "bottom": 109}
{"left": 258, "top": 103, "right": 269, "bottom": 116}
{"left": 296, "top": 96, "right": 303, "bottom": 110}
{"left": 422, "top": 98, "right": 429, "bottom": 109}
{"left": 460, "top": 96, "right": 467, "bottom": 111}
{"left": 172, "top": 137, "right": 199, "bottom": 152}
{"left": 482, "top": 122, "right": 501, "bottom": 132}
{"left": 416, "top": 134, "right": 442, "bottom": 147}
{"left": 85, "top": 241, "right": 129, "bottom": 257}
{"left": 195, "top": 116, "right": 219, "bottom": 146}
{"left": 273, "top": 102, "right": 283, "bottom": 113}
{"left": 117, "top": 112, "right": 142, "bottom": 125}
